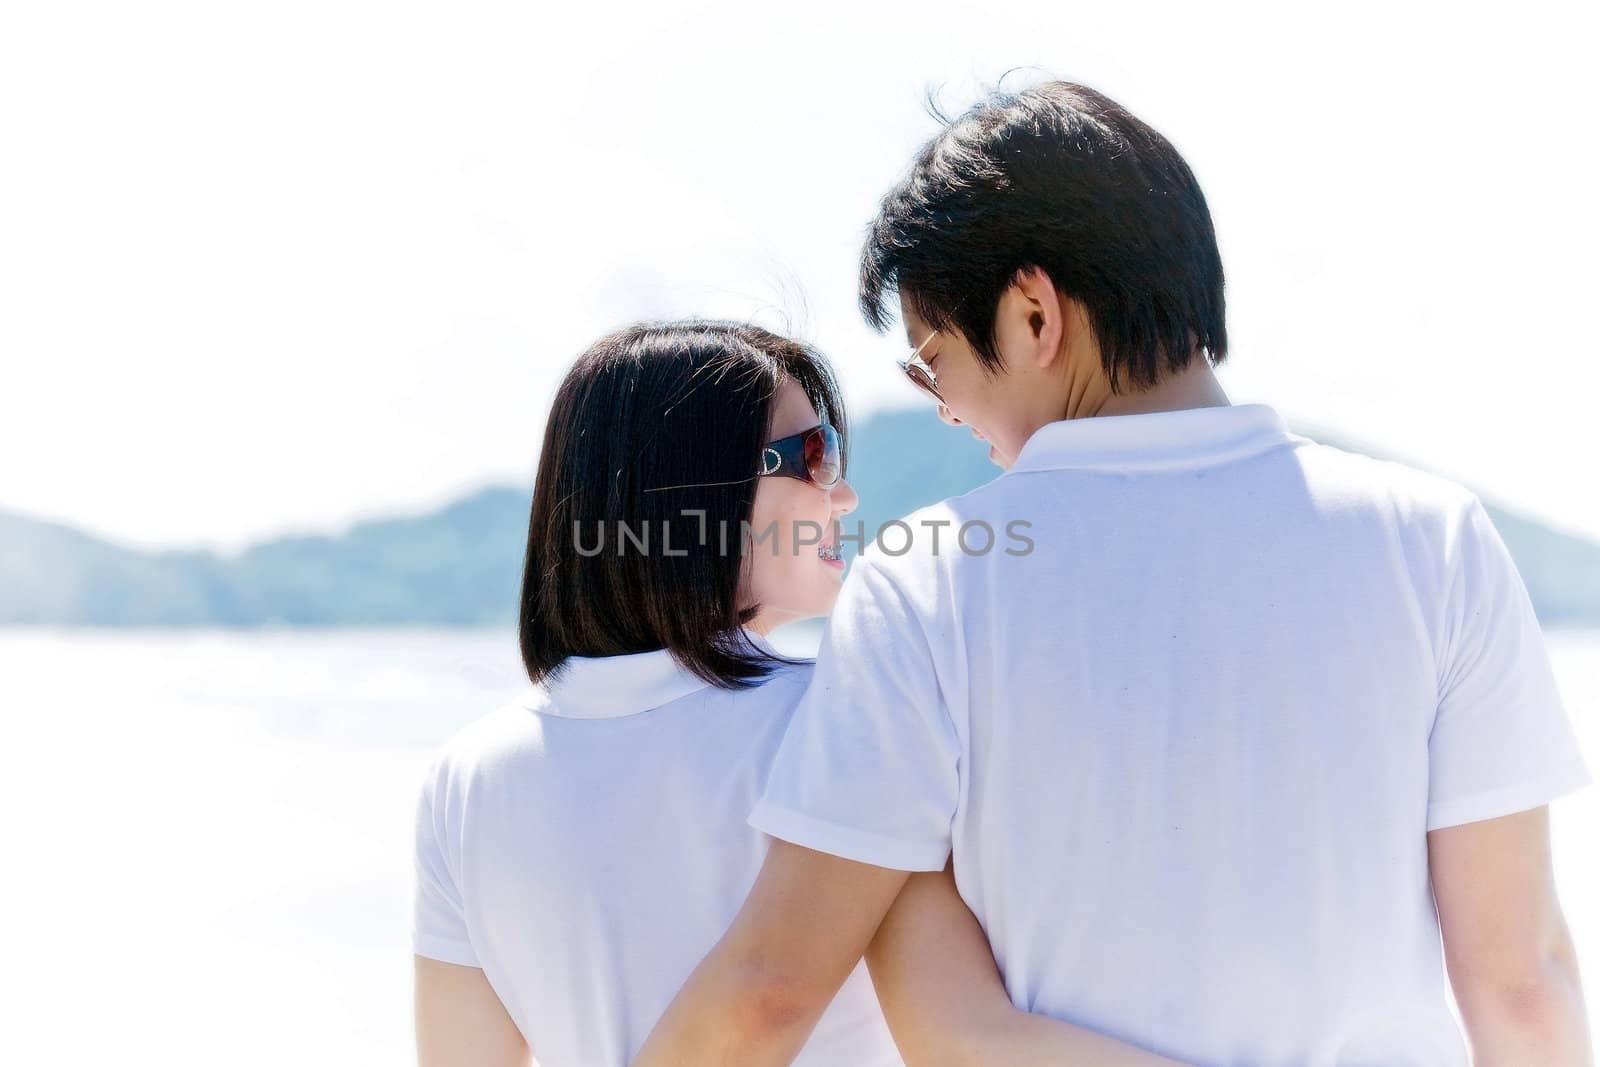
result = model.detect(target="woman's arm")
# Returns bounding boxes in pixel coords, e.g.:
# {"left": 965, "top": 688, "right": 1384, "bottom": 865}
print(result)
{"left": 632, "top": 840, "right": 912, "bottom": 1066}
{"left": 865, "top": 863, "right": 1191, "bottom": 1067}
{"left": 415, "top": 956, "right": 531, "bottom": 1067}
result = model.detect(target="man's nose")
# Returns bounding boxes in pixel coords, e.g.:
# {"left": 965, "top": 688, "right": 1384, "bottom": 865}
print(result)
{"left": 937, "top": 403, "right": 963, "bottom": 427}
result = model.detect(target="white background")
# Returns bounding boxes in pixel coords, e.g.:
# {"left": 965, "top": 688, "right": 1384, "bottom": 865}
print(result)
{"left": 3, "top": 0, "right": 1596, "bottom": 550}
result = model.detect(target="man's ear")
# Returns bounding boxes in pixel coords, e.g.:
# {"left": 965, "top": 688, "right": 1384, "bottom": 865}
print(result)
{"left": 1008, "top": 265, "right": 1067, "bottom": 370}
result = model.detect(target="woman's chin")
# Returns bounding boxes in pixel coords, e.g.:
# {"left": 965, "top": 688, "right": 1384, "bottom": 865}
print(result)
{"left": 811, "top": 582, "right": 844, "bottom": 616}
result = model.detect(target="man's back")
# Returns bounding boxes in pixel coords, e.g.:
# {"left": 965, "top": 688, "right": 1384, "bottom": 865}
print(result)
{"left": 753, "top": 404, "right": 1590, "bottom": 1064}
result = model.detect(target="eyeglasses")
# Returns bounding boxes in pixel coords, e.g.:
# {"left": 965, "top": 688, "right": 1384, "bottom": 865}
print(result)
{"left": 758, "top": 423, "right": 842, "bottom": 490}
{"left": 897, "top": 329, "right": 944, "bottom": 402}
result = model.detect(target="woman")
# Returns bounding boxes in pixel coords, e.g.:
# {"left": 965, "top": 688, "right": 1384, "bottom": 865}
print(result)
{"left": 411, "top": 320, "right": 1186, "bottom": 1066}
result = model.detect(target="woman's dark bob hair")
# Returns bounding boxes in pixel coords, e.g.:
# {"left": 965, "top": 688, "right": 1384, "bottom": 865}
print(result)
{"left": 861, "top": 80, "right": 1227, "bottom": 393}
{"left": 518, "top": 319, "right": 848, "bottom": 689}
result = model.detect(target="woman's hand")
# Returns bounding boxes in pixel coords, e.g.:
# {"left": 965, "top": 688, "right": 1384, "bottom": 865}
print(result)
{"left": 865, "top": 861, "right": 1192, "bottom": 1067}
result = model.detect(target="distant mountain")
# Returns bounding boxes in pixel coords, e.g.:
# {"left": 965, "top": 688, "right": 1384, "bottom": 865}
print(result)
{"left": 4, "top": 407, "right": 1599, "bottom": 626}
{"left": 0, "top": 490, "right": 530, "bottom": 626}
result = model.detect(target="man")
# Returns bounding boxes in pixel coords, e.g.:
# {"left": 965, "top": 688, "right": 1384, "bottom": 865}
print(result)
{"left": 635, "top": 82, "right": 1593, "bottom": 1064}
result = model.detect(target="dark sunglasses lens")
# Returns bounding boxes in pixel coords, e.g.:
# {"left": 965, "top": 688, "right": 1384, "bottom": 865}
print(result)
{"left": 804, "top": 425, "right": 841, "bottom": 488}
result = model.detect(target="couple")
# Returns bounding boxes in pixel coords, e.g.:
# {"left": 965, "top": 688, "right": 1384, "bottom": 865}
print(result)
{"left": 413, "top": 82, "right": 1593, "bottom": 1065}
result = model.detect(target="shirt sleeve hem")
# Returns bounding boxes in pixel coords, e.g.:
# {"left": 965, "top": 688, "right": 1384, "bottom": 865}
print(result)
{"left": 748, "top": 800, "right": 949, "bottom": 872}
{"left": 412, "top": 930, "right": 481, "bottom": 968}
{"left": 1426, "top": 764, "right": 1594, "bottom": 832}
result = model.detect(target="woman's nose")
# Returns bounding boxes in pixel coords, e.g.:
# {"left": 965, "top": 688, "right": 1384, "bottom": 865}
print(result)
{"left": 937, "top": 403, "right": 963, "bottom": 427}
{"left": 831, "top": 478, "right": 858, "bottom": 516}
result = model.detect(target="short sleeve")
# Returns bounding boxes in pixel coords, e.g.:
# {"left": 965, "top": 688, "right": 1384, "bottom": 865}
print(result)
{"left": 412, "top": 763, "right": 480, "bottom": 966}
{"left": 1426, "top": 498, "right": 1592, "bottom": 831}
{"left": 749, "top": 553, "right": 960, "bottom": 871}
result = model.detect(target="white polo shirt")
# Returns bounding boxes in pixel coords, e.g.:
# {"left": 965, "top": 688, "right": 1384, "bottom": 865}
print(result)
{"left": 413, "top": 637, "right": 903, "bottom": 1067}
{"left": 751, "top": 403, "right": 1591, "bottom": 1066}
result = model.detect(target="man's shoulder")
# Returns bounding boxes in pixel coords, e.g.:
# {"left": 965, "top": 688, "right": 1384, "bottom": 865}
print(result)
{"left": 1287, "top": 436, "right": 1481, "bottom": 527}
{"left": 851, "top": 496, "right": 966, "bottom": 589}
{"left": 852, "top": 479, "right": 1023, "bottom": 569}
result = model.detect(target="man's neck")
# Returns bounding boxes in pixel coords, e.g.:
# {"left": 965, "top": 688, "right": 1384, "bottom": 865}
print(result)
{"left": 1065, "top": 358, "right": 1231, "bottom": 421}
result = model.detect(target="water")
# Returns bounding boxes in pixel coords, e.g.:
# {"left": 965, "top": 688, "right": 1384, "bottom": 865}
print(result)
{"left": 1, "top": 624, "right": 1595, "bottom": 1065}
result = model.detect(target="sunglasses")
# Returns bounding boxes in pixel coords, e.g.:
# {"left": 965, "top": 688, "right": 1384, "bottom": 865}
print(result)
{"left": 758, "top": 423, "right": 842, "bottom": 490}
{"left": 898, "top": 329, "right": 944, "bottom": 402}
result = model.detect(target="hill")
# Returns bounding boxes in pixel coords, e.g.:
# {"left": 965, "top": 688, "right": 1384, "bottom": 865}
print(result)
{"left": 3, "top": 407, "right": 1598, "bottom": 626}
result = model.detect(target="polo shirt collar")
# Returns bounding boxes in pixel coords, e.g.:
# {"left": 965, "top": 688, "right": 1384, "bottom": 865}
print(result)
{"left": 538, "top": 627, "right": 782, "bottom": 720}
{"left": 1005, "top": 403, "right": 1296, "bottom": 476}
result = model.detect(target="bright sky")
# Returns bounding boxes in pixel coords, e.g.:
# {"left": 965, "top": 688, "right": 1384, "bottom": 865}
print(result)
{"left": 3, "top": 0, "right": 1597, "bottom": 550}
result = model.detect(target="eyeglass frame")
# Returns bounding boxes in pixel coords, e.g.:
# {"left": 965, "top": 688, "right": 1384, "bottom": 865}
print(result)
{"left": 898, "top": 328, "right": 945, "bottom": 402}
{"left": 897, "top": 291, "right": 977, "bottom": 403}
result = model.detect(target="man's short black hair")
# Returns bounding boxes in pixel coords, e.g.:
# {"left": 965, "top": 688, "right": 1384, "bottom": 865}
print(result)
{"left": 861, "top": 80, "right": 1227, "bottom": 392}
{"left": 518, "top": 320, "right": 847, "bottom": 689}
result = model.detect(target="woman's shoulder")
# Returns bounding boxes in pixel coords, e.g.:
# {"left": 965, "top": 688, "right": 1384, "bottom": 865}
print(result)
{"left": 688, "top": 655, "right": 817, "bottom": 727}
{"left": 747, "top": 655, "right": 817, "bottom": 700}
{"left": 419, "top": 687, "right": 550, "bottom": 792}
